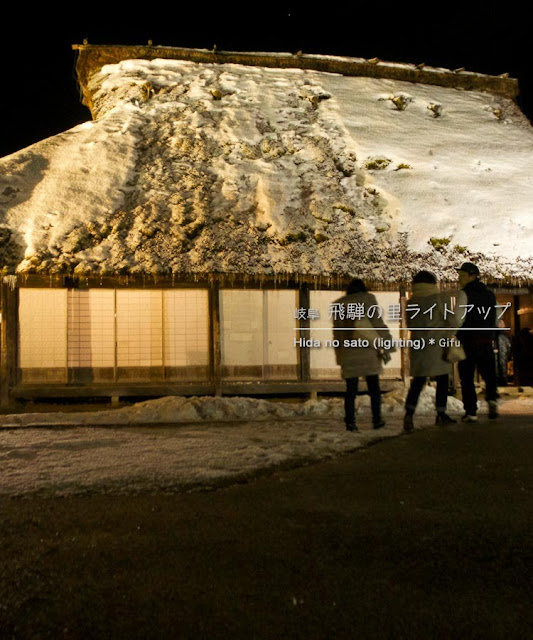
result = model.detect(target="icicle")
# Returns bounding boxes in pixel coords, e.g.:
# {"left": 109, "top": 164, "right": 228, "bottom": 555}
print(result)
{"left": 2, "top": 275, "right": 18, "bottom": 290}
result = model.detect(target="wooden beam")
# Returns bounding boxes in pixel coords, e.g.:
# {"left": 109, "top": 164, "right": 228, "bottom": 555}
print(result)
{"left": 209, "top": 283, "right": 222, "bottom": 396}
{"left": 0, "top": 282, "right": 19, "bottom": 407}
{"left": 298, "top": 286, "right": 311, "bottom": 383}
{"left": 11, "top": 378, "right": 404, "bottom": 401}
{"left": 15, "top": 273, "right": 349, "bottom": 290}
{"left": 11, "top": 382, "right": 216, "bottom": 400}
{"left": 399, "top": 286, "right": 409, "bottom": 384}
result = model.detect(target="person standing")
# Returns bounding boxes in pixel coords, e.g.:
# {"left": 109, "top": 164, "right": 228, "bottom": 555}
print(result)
{"left": 455, "top": 262, "right": 499, "bottom": 421}
{"left": 333, "top": 279, "right": 395, "bottom": 432}
{"left": 403, "top": 271, "right": 458, "bottom": 433}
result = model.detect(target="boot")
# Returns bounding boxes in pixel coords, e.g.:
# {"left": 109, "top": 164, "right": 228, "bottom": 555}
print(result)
{"left": 403, "top": 413, "right": 414, "bottom": 433}
{"left": 435, "top": 413, "right": 457, "bottom": 425}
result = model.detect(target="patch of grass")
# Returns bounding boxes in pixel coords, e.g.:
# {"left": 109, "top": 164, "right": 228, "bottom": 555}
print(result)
{"left": 364, "top": 157, "right": 391, "bottom": 170}
{"left": 429, "top": 237, "right": 451, "bottom": 251}
{"left": 389, "top": 94, "right": 413, "bottom": 111}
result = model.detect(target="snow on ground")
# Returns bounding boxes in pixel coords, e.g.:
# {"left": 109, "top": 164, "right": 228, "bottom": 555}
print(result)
{"left": 1, "top": 389, "right": 531, "bottom": 497}
{"left": 1, "top": 57, "right": 532, "bottom": 280}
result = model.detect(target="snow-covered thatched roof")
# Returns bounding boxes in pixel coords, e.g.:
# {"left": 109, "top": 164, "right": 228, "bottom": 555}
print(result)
{"left": 1, "top": 45, "right": 532, "bottom": 284}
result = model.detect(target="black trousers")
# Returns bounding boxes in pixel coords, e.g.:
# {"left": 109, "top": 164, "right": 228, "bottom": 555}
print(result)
{"left": 405, "top": 373, "right": 449, "bottom": 415}
{"left": 345, "top": 375, "right": 381, "bottom": 426}
{"left": 458, "top": 341, "right": 498, "bottom": 416}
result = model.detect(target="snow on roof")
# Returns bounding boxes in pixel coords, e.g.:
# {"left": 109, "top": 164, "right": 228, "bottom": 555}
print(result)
{"left": 1, "top": 51, "right": 532, "bottom": 283}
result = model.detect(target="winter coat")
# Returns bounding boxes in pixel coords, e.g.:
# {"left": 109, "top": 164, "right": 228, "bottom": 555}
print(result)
{"left": 407, "top": 283, "right": 459, "bottom": 378}
{"left": 456, "top": 279, "right": 497, "bottom": 344}
{"left": 333, "top": 291, "right": 395, "bottom": 379}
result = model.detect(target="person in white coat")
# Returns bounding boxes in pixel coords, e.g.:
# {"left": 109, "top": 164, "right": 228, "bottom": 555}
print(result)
{"left": 403, "top": 271, "right": 459, "bottom": 433}
{"left": 333, "top": 279, "right": 395, "bottom": 432}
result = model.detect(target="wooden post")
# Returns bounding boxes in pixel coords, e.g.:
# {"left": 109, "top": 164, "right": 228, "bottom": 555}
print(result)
{"left": 262, "top": 290, "right": 268, "bottom": 381}
{"left": 0, "top": 279, "right": 19, "bottom": 407}
{"left": 113, "top": 289, "right": 118, "bottom": 383}
{"left": 298, "top": 285, "right": 311, "bottom": 384}
{"left": 161, "top": 290, "right": 166, "bottom": 381}
{"left": 209, "top": 283, "right": 222, "bottom": 396}
{"left": 399, "top": 285, "right": 409, "bottom": 386}
{"left": 513, "top": 294, "right": 521, "bottom": 385}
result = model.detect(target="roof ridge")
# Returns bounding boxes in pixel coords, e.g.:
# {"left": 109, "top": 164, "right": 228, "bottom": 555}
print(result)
{"left": 72, "top": 44, "right": 519, "bottom": 115}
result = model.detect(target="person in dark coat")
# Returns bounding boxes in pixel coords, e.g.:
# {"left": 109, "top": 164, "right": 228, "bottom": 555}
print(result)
{"left": 455, "top": 262, "right": 498, "bottom": 421}
{"left": 333, "top": 279, "right": 395, "bottom": 432}
{"left": 403, "top": 271, "right": 459, "bottom": 433}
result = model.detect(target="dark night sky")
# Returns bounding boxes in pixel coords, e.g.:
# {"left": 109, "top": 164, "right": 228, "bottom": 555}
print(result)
{"left": 1, "top": 5, "right": 530, "bottom": 158}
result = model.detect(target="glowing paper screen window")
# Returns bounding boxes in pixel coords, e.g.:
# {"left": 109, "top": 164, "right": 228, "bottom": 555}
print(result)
{"left": 67, "top": 289, "right": 115, "bottom": 367}
{"left": 163, "top": 290, "right": 209, "bottom": 367}
{"left": 19, "top": 288, "right": 67, "bottom": 368}
{"left": 220, "top": 290, "right": 297, "bottom": 379}
{"left": 116, "top": 290, "right": 163, "bottom": 367}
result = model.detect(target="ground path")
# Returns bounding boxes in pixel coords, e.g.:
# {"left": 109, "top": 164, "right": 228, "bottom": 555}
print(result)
{"left": 1, "top": 414, "right": 532, "bottom": 638}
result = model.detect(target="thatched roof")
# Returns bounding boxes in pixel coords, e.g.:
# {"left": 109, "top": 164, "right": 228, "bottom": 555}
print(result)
{"left": 0, "top": 45, "right": 532, "bottom": 285}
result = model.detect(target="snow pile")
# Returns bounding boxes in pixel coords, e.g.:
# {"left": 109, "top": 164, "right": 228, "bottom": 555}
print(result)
{"left": 0, "top": 387, "right": 463, "bottom": 428}
{"left": 1, "top": 57, "right": 532, "bottom": 280}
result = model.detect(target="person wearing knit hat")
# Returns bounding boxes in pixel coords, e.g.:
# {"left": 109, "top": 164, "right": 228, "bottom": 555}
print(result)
{"left": 456, "top": 262, "right": 499, "bottom": 421}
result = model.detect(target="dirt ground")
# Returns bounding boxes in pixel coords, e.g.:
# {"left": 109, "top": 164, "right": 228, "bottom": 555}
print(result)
{"left": 1, "top": 415, "right": 532, "bottom": 639}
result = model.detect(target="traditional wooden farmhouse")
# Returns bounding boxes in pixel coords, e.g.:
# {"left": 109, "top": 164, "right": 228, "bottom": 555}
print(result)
{"left": 1, "top": 44, "right": 532, "bottom": 404}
